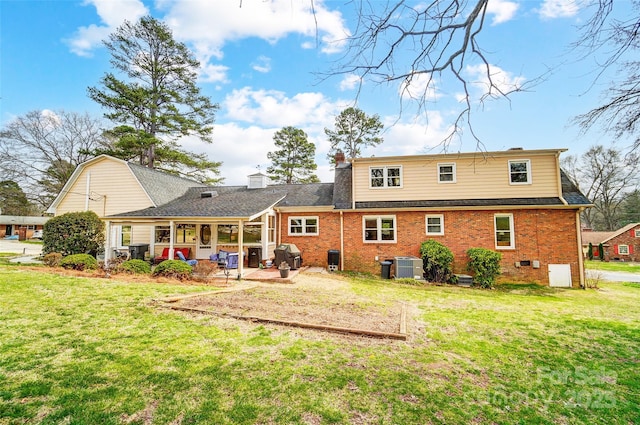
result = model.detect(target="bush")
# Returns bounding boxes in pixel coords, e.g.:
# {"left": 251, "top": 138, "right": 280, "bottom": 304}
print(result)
{"left": 419, "top": 239, "right": 455, "bottom": 283}
{"left": 153, "top": 260, "right": 192, "bottom": 280}
{"left": 59, "top": 253, "right": 99, "bottom": 271}
{"left": 43, "top": 211, "right": 105, "bottom": 257}
{"left": 467, "top": 248, "right": 502, "bottom": 288}
{"left": 42, "top": 252, "right": 62, "bottom": 267}
{"left": 118, "top": 259, "right": 151, "bottom": 275}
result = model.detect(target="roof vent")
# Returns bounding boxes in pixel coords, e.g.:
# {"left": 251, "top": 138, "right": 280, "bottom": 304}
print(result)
{"left": 200, "top": 191, "right": 218, "bottom": 198}
{"left": 248, "top": 173, "right": 268, "bottom": 189}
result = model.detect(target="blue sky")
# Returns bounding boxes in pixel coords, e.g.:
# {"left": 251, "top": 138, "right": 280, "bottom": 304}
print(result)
{"left": 0, "top": 0, "right": 632, "bottom": 184}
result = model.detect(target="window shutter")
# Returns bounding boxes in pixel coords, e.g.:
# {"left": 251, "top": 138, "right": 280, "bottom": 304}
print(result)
{"left": 630, "top": 245, "right": 635, "bottom": 255}
{"left": 632, "top": 229, "right": 636, "bottom": 237}
{"left": 614, "top": 245, "right": 619, "bottom": 255}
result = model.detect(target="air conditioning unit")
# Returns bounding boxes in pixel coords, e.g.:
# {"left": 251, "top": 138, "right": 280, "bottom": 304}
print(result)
{"left": 394, "top": 256, "right": 423, "bottom": 279}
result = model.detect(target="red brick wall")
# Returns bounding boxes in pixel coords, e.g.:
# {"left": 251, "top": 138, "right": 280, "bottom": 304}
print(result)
{"left": 280, "top": 209, "right": 582, "bottom": 286}
{"left": 605, "top": 225, "right": 640, "bottom": 262}
{"left": 279, "top": 212, "right": 341, "bottom": 267}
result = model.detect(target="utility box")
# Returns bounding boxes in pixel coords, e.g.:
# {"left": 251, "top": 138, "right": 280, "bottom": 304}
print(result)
{"left": 327, "top": 249, "right": 340, "bottom": 272}
{"left": 394, "top": 256, "right": 423, "bottom": 279}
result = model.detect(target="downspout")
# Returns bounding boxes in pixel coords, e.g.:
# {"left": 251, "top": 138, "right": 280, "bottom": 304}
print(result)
{"left": 576, "top": 209, "right": 586, "bottom": 289}
{"left": 340, "top": 211, "right": 344, "bottom": 271}
{"left": 555, "top": 152, "right": 568, "bottom": 206}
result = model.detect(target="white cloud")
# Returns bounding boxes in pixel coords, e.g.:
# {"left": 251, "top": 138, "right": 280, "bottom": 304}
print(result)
{"left": 252, "top": 56, "right": 272, "bottom": 74}
{"left": 399, "top": 73, "right": 441, "bottom": 102}
{"left": 339, "top": 74, "right": 361, "bottom": 91}
{"left": 163, "top": 0, "right": 350, "bottom": 56}
{"left": 380, "top": 112, "right": 456, "bottom": 156}
{"left": 65, "top": 0, "right": 148, "bottom": 56}
{"left": 465, "top": 64, "right": 526, "bottom": 98}
{"left": 538, "top": 0, "right": 580, "bottom": 19}
{"left": 222, "top": 87, "right": 345, "bottom": 127}
{"left": 487, "top": 0, "right": 519, "bottom": 25}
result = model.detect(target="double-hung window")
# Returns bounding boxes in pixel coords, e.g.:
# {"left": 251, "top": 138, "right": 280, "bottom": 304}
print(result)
{"left": 618, "top": 245, "right": 630, "bottom": 255}
{"left": 120, "top": 225, "right": 132, "bottom": 248}
{"left": 370, "top": 166, "right": 402, "bottom": 188}
{"left": 438, "top": 163, "right": 456, "bottom": 183}
{"left": 363, "top": 216, "right": 396, "bottom": 242}
{"left": 634, "top": 229, "right": 640, "bottom": 238}
{"left": 426, "top": 214, "right": 444, "bottom": 235}
{"left": 508, "top": 160, "right": 531, "bottom": 184}
{"left": 289, "top": 217, "right": 318, "bottom": 236}
{"left": 494, "top": 214, "right": 514, "bottom": 249}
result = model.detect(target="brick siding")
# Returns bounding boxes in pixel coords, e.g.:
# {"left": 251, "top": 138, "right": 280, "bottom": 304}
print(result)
{"left": 280, "top": 209, "right": 581, "bottom": 287}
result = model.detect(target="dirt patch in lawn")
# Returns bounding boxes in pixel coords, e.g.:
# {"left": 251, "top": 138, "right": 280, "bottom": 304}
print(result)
{"left": 166, "top": 272, "right": 407, "bottom": 338}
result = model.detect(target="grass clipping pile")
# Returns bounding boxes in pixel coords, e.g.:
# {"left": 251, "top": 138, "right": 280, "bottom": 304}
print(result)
{"left": 166, "top": 275, "right": 407, "bottom": 340}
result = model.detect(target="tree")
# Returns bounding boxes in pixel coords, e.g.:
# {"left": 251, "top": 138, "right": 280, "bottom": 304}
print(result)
{"left": 0, "top": 181, "right": 35, "bottom": 216}
{"left": 0, "top": 110, "right": 106, "bottom": 210}
{"left": 619, "top": 189, "right": 640, "bottom": 225}
{"left": 267, "top": 127, "right": 320, "bottom": 184}
{"left": 332, "top": 1, "right": 528, "bottom": 149}
{"left": 572, "top": 1, "right": 640, "bottom": 152}
{"left": 87, "top": 16, "right": 221, "bottom": 183}
{"left": 43, "top": 211, "right": 105, "bottom": 257}
{"left": 561, "top": 145, "right": 639, "bottom": 230}
{"left": 324, "top": 107, "right": 383, "bottom": 164}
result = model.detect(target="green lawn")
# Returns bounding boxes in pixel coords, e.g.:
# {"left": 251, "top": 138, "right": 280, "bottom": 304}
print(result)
{"left": 1, "top": 267, "right": 638, "bottom": 424}
{"left": 585, "top": 260, "right": 640, "bottom": 273}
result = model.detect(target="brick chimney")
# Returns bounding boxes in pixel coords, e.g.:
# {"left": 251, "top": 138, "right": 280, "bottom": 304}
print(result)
{"left": 334, "top": 150, "right": 345, "bottom": 165}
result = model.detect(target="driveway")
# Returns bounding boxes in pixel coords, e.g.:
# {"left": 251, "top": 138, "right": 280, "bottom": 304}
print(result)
{"left": 596, "top": 270, "right": 640, "bottom": 283}
{"left": 0, "top": 239, "right": 43, "bottom": 256}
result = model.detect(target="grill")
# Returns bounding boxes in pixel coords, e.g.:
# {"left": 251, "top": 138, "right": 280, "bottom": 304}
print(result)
{"left": 274, "top": 243, "right": 302, "bottom": 270}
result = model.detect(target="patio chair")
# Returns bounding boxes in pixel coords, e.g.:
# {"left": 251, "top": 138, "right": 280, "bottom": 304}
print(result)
{"left": 176, "top": 250, "right": 198, "bottom": 266}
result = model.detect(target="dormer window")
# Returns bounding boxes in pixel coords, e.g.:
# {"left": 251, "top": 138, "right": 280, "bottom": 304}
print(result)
{"left": 370, "top": 166, "right": 402, "bottom": 188}
{"left": 508, "top": 160, "right": 531, "bottom": 184}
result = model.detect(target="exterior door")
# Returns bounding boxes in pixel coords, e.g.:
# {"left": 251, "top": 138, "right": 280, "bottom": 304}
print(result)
{"left": 549, "top": 264, "right": 572, "bottom": 288}
{"left": 197, "top": 224, "right": 213, "bottom": 259}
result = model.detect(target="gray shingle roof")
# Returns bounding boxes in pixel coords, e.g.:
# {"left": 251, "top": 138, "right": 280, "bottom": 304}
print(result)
{"left": 560, "top": 169, "right": 592, "bottom": 206}
{"left": 112, "top": 186, "right": 287, "bottom": 218}
{"left": 127, "top": 163, "right": 208, "bottom": 207}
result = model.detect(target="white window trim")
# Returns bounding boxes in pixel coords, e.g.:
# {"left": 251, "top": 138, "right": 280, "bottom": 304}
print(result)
{"left": 494, "top": 213, "right": 515, "bottom": 250}
{"left": 508, "top": 159, "right": 532, "bottom": 185}
{"left": 288, "top": 216, "right": 319, "bottom": 236}
{"left": 634, "top": 229, "right": 640, "bottom": 238}
{"left": 363, "top": 215, "right": 397, "bottom": 243}
{"left": 369, "top": 166, "right": 403, "bottom": 189}
{"left": 437, "top": 163, "right": 456, "bottom": 184}
{"left": 425, "top": 214, "right": 444, "bottom": 235}
{"left": 618, "top": 245, "right": 630, "bottom": 255}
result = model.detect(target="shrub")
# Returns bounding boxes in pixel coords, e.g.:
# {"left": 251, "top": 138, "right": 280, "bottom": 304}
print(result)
{"left": 153, "top": 260, "right": 192, "bottom": 280}
{"left": 467, "top": 248, "right": 502, "bottom": 288}
{"left": 419, "top": 239, "right": 455, "bottom": 283}
{"left": 42, "top": 252, "right": 62, "bottom": 267}
{"left": 118, "top": 259, "right": 151, "bottom": 275}
{"left": 43, "top": 211, "right": 105, "bottom": 257}
{"left": 59, "top": 253, "right": 99, "bottom": 271}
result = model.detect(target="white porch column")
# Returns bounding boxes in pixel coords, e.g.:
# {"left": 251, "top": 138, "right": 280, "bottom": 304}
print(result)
{"left": 169, "top": 220, "right": 175, "bottom": 260}
{"left": 104, "top": 220, "right": 112, "bottom": 260}
{"left": 237, "top": 219, "right": 244, "bottom": 278}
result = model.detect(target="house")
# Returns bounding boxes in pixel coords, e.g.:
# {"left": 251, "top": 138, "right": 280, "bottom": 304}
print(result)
{"left": 0, "top": 215, "right": 48, "bottom": 239}
{"left": 47, "top": 148, "right": 592, "bottom": 287}
{"left": 581, "top": 223, "right": 640, "bottom": 261}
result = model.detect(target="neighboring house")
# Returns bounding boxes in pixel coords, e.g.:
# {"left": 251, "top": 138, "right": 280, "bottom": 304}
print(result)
{"left": 581, "top": 223, "right": 640, "bottom": 262}
{"left": 0, "top": 215, "right": 48, "bottom": 239}
{"left": 48, "top": 148, "right": 592, "bottom": 287}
